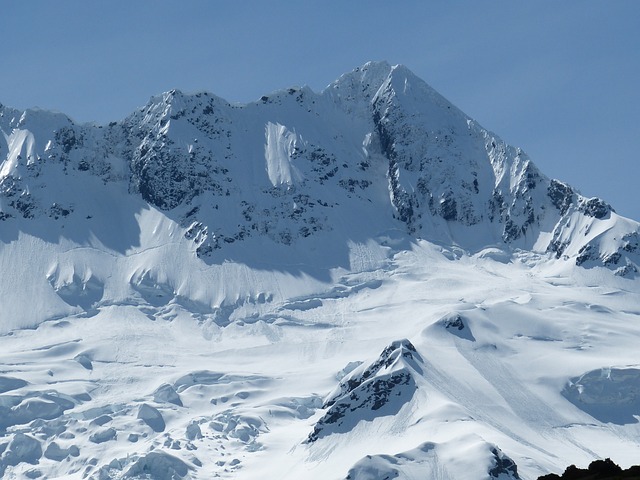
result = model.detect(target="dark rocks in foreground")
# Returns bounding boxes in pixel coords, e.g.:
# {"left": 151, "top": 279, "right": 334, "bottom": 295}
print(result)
{"left": 538, "top": 458, "right": 640, "bottom": 480}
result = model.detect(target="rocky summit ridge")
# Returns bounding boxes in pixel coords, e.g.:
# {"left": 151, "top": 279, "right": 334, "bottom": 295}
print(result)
{"left": 1, "top": 61, "right": 638, "bottom": 279}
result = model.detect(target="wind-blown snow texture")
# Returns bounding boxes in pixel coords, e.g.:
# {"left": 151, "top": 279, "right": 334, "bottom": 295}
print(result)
{"left": 1, "top": 62, "right": 639, "bottom": 479}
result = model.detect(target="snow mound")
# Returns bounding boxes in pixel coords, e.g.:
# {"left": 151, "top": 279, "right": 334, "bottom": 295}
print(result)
{"left": 89, "top": 427, "right": 117, "bottom": 444}
{"left": 345, "top": 440, "right": 520, "bottom": 480}
{"left": 124, "top": 451, "right": 192, "bottom": 480}
{"left": 427, "top": 312, "right": 476, "bottom": 341}
{"left": 49, "top": 273, "right": 104, "bottom": 310}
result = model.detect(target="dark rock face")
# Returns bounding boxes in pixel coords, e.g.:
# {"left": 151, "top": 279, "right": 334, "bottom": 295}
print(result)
{"left": 622, "top": 232, "right": 639, "bottom": 253}
{"left": 126, "top": 93, "right": 234, "bottom": 211}
{"left": 574, "top": 233, "right": 639, "bottom": 277}
{"left": 575, "top": 244, "right": 596, "bottom": 266}
{"left": 444, "top": 314, "right": 465, "bottom": 331}
{"left": 438, "top": 194, "right": 458, "bottom": 221}
{"left": 548, "top": 180, "right": 574, "bottom": 215}
{"left": 498, "top": 161, "right": 541, "bottom": 243}
{"left": 129, "top": 136, "right": 230, "bottom": 211}
{"left": 307, "top": 371, "right": 415, "bottom": 443}
{"left": 368, "top": 67, "right": 551, "bottom": 245}
{"left": 548, "top": 238, "right": 569, "bottom": 259}
{"left": 579, "top": 197, "right": 613, "bottom": 219}
{"left": 306, "top": 340, "right": 422, "bottom": 443}
{"left": 372, "top": 107, "right": 417, "bottom": 230}
{"left": 325, "top": 339, "right": 421, "bottom": 408}
{"left": 489, "top": 447, "right": 520, "bottom": 479}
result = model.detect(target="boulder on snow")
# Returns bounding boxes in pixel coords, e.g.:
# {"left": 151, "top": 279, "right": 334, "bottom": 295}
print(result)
{"left": 137, "top": 403, "right": 166, "bottom": 432}
{"left": 89, "top": 427, "right": 117, "bottom": 444}
{"left": 1, "top": 433, "right": 42, "bottom": 467}
{"left": 43, "top": 442, "right": 80, "bottom": 461}
{"left": 153, "top": 383, "right": 183, "bottom": 407}
{"left": 185, "top": 421, "right": 202, "bottom": 440}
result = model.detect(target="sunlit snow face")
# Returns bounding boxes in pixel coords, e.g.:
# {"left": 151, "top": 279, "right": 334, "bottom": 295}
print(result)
{"left": 264, "top": 122, "right": 305, "bottom": 187}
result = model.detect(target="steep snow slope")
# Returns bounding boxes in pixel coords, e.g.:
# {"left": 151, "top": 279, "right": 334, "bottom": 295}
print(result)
{"left": 1, "top": 62, "right": 639, "bottom": 479}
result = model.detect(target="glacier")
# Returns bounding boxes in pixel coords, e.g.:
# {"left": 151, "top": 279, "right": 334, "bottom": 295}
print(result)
{"left": 1, "top": 61, "right": 639, "bottom": 479}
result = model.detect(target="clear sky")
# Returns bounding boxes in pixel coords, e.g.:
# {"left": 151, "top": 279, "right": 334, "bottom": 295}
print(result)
{"left": 2, "top": 0, "right": 639, "bottom": 220}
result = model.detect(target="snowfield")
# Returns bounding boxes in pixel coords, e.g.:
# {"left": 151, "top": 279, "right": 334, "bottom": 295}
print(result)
{"left": 1, "top": 62, "right": 639, "bottom": 479}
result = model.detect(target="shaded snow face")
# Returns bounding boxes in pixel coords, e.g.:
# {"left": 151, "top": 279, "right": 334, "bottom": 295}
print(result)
{"left": 563, "top": 368, "right": 640, "bottom": 424}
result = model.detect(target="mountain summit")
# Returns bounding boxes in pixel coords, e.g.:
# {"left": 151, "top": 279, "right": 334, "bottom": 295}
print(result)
{"left": 2, "top": 62, "right": 637, "bottom": 284}
{"left": 1, "top": 63, "right": 639, "bottom": 479}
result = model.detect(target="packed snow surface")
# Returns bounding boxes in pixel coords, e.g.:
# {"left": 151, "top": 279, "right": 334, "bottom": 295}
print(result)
{"left": 2, "top": 244, "right": 640, "bottom": 479}
{"left": 1, "top": 62, "right": 640, "bottom": 479}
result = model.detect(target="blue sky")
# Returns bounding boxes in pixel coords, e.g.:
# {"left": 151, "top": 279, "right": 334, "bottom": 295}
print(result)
{"left": 2, "top": 0, "right": 639, "bottom": 220}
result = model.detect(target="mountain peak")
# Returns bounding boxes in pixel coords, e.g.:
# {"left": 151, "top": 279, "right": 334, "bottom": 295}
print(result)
{"left": 0, "top": 62, "right": 638, "bottom": 292}
{"left": 323, "top": 60, "right": 394, "bottom": 107}
{"left": 0, "top": 63, "right": 639, "bottom": 480}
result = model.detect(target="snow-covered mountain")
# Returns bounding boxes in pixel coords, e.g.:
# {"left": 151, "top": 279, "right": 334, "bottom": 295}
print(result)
{"left": 1, "top": 61, "right": 639, "bottom": 479}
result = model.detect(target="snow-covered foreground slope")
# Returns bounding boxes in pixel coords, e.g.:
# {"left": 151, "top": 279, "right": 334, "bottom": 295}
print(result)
{"left": 1, "top": 62, "right": 640, "bottom": 479}
{"left": 2, "top": 244, "right": 640, "bottom": 479}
